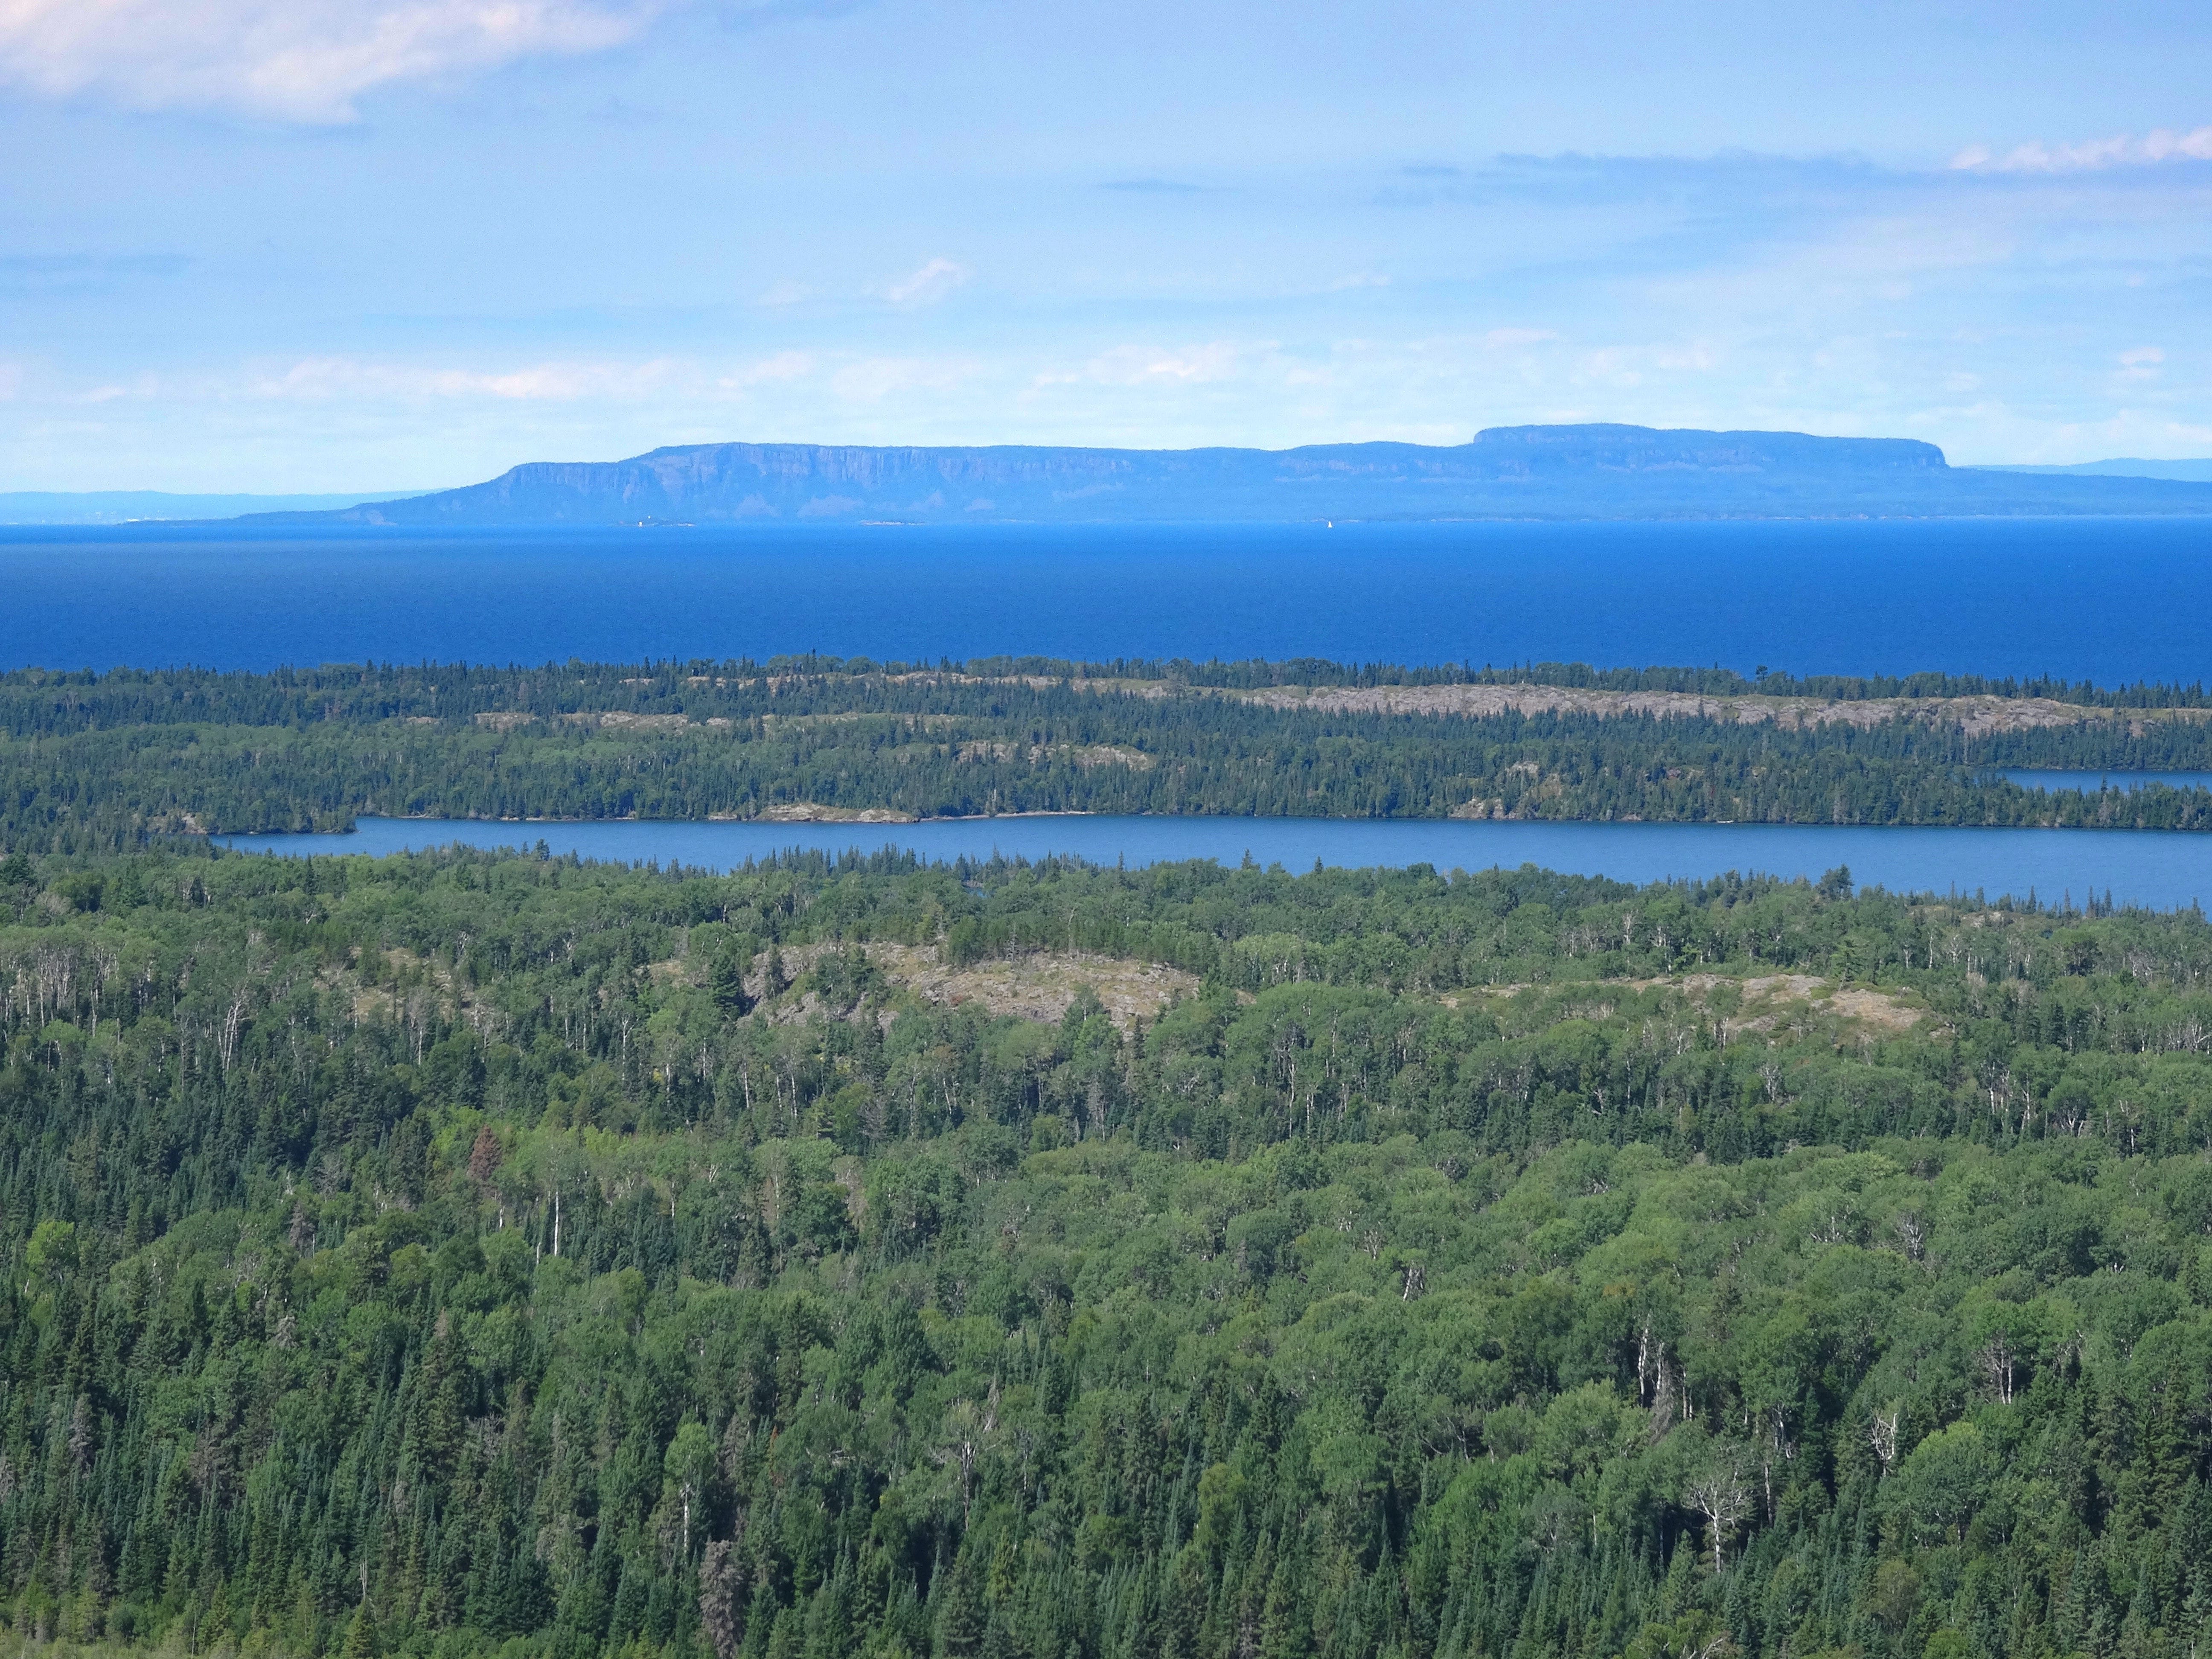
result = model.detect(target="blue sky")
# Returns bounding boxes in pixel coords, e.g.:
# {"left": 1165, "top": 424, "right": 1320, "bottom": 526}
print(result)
{"left": 1, "top": 0, "right": 2208, "bottom": 490}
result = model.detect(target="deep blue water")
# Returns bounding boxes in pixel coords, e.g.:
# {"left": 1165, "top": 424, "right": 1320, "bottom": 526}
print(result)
{"left": 218, "top": 816, "right": 2212, "bottom": 913}
{"left": 2005, "top": 769, "right": 2212, "bottom": 792}
{"left": 7, "top": 516, "right": 2212, "bottom": 681}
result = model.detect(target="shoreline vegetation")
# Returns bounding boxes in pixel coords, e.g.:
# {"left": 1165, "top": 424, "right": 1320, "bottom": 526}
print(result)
{"left": 11, "top": 655, "right": 2212, "bottom": 852}
{"left": 5, "top": 841, "right": 2212, "bottom": 1659}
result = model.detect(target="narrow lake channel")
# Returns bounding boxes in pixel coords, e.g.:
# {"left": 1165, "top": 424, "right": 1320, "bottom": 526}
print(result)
{"left": 2002, "top": 769, "right": 2212, "bottom": 793}
{"left": 218, "top": 815, "right": 2212, "bottom": 911}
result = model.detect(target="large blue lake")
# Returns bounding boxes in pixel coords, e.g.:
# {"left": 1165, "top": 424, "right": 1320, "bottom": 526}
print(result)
{"left": 220, "top": 815, "right": 2212, "bottom": 914}
{"left": 7, "top": 515, "right": 2212, "bottom": 682}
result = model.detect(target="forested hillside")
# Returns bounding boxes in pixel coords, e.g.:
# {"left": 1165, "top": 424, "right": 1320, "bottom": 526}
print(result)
{"left": 6, "top": 842, "right": 2212, "bottom": 1659}
{"left": 8, "top": 658, "right": 2212, "bottom": 847}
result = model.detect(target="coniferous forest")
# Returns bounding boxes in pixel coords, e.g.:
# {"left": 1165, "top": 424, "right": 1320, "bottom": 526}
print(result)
{"left": 9, "top": 658, "right": 2212, "bottom": 847}
{"left": 6, "top": 828, "right": 2212, "bottom": 1659}
{"left": 15, "top": 1, "right": 2210, "bottom": 1658}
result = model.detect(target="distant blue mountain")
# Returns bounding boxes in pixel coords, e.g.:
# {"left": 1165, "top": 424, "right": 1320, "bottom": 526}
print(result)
{"left": 251, "top": 425, "right": 2212, "bottom": 525}
{"left": 0, "top": 489, "right": 431, "bottom": 525}
{"left": 1975, "top": 458, "right": 2212, "bottom": 485}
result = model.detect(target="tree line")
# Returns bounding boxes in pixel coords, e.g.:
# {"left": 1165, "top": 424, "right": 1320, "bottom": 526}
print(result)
{"left": 11, "top": 656, "right": 2209, "bottom": 709}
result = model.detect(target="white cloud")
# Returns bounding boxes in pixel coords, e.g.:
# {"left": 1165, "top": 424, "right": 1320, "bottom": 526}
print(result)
{"left": 1951, "top": 126, "right": 2212, "bottom": 174}
{"left": 76, "top": 373, "right": 161, "bottom": 404}
{"left": 1573, "top": 340, "right": 1716, "bottom": 390}
{"left": 879, "top": 257, "right": 969, "bottom": 306}
{"left": 0, "top": 0, "right": 655, "bottom": 122}
{"left": 718, "top": 351, "right": 813, "bottom": 389}
{"left": 1057, "top": 341, "right": 1242, "bottom": 387}
{"left": 1480, "top": 328, "right": 1556, "bottom": 349}
{"left": 253, "top": 355, "right": 686, "bottom": 401}
{"left": 2116, "top": 346, "right": 2165, "bottom": 384}
{"left": 827, "top": 356, "right": 977, "bottom": 402}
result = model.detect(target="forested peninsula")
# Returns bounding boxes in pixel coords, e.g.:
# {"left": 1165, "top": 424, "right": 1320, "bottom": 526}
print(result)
{"left": 6, "top": 843, "right": 2212, "bottom": 1659}
{"left": 7, "top": 657, "right": 2212, "bottom": 849}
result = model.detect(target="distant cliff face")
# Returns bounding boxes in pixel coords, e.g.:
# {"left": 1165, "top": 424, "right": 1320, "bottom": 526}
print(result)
{"left": 302, "top": 425, "right": 2208, "bottom": 526}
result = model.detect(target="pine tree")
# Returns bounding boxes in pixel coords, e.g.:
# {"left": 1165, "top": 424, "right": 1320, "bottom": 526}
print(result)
{"left": 936, "top": 1555, "right": 986, "bottom": 1659}
{"left": 343, "top": 1601, "right": 378, "bottom": 1659}
{"left": 1258, "top": 1555, "right": 1307, "bottom": 1659}
{"left": 713, "top": 947, "right": 755, "bottom": 1014}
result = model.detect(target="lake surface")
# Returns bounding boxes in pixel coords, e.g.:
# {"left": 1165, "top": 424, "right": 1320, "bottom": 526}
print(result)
{"left": 9, "top": 516, "right": 2212, "bottom": 683}
{"left": 218, "top": 815, "right": 2212, "bottom": 913}
{"left": 2004, "top": 769, "right": 2212, "bottom": 793}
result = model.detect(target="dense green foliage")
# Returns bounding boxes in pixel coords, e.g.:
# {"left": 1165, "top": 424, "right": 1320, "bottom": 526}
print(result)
{"left": 7, "top": 660, "right": 2212, "bottom": 847}
{"left": 12, "top": 654, "right": 2210, "bottom": 707}
{"left": 7, "top": 842, "right": 2212, "bottom": 1659}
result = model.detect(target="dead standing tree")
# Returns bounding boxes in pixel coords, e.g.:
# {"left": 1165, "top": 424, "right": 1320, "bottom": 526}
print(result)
{"left": 1685, "top": 1443, "right": 1753, "bottom": 1572}
{"left": 1869, "top": 1405, "right": 1901, "bottom": 1477}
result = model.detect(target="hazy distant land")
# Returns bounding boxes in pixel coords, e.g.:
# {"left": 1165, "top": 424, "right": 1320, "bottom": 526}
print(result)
{"left": 270, "top": 424, "right": 2212, "bottom": 526}
{"left": 9, "top": 427, "right": 2211, "bottom": 526}
{"left": 1975, "top": 458, "right": 2212, "bottom": 484}
{"left": 0, "top": 489, "right": 432, "bottom": 525}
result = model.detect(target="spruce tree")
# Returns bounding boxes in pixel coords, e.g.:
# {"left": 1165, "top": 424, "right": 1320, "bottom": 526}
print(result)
{"left": 342, "top": 1601, "right": 378, "bottom": 1659}
{"left": 934, "top": 1556, "right": 986, "bottom": 1659}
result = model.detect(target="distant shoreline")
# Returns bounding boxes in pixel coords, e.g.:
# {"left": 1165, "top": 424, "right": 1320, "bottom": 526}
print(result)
{"left": 20, "top": 506, "right": 2212, "bottom": 531}
{"left": 217, "top": 808, "right": 1106, "bottom": 836}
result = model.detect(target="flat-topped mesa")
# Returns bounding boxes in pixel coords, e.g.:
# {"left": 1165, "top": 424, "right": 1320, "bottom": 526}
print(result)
{"left": 244, "top": 423, "right": 2212, "bottom": 525}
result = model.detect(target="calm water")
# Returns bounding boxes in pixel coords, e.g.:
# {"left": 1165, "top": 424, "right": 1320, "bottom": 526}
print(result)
{"left": 218, "top": 816, "right": 2212, "bottom": 912}
{"left": 7, "top": 516, "right": 2212, "bottom": 682}
{"left": 2005, "top": 769, "right": 2212, "bottom": 792}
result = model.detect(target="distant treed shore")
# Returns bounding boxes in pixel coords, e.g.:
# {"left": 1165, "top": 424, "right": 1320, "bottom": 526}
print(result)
{"left": 13, "top": 653, "right": 2212, "bottom": 708}
{"left": 6, "top": 656, "right": 2212, "bottom": 850}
